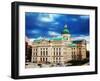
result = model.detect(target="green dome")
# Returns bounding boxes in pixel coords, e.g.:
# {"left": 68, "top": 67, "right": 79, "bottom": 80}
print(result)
{"left": 61, "top": 25, "right": 69, "bottom": 34}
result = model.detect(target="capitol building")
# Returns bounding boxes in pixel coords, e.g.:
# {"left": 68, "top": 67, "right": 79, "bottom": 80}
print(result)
{"left": 28, "top": 25, "right": 87, "bottom": 65}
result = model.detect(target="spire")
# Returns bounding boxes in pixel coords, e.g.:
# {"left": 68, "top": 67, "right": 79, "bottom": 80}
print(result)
{"left": 64, "top": 24, "right": 67, "bottom": 28}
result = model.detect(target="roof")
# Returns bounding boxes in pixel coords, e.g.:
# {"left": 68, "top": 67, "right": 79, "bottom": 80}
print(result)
{"left": 34, "top": 40, "right": 41, "bottom": 43}
{"left": 72, "top": 40, "right": 86, "bottom": 44}
{"left": 49, "top": 37, "right": 68, "bottom": 41}
{"left": 33, "top": 37, "right": 68, "bottom": 43}
{"left": 68, "top": 43, "right": 76, "bottom": 47}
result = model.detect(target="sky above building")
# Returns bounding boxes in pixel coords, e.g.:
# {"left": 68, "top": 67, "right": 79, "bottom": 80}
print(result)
{"left": 25, "top": 12, "right": 89, "bottom": 41}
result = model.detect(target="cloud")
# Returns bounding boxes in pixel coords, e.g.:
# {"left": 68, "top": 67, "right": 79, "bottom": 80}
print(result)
{"left": 37, "top": 14, "right": 54, "bottom": 22}
{"left": 54, "top": 22, "right": 59, "bottom": 25}
{"left": 72, "top": 35, "right": 89, "bottom": 42}
{"left": 39, "top": 16, "right": 53, "bottom": 22}
{"left": 71, "top": 18, "right": 78, "bottom": 22}
{"left": 29, "top": 37, "right": 42, "bottom": 42}
{"left": 37, "top": 13, "right": 63, "bottom": 23}
{"left": 31, "top": 30, "right": 40, "bottom": 34}
{"left": 80, "top": 15, "right": 89, "bottom": 19}
{"left": 36, "top": 36, "right": 44, "bottom": 40}
{"left": 26, "top": 29, "right": 41, "bottom": 39}
{"left": 48, "top": 31, "right": 60, "bottom": 36}
{"left": 29, "top": 38, "right": 35, "bottom": 42}
{"left": 29, "top": 36, "right": 48, "bottom": 42}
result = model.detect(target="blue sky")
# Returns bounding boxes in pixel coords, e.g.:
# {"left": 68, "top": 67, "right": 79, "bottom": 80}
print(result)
{"left": 25, "top": 12, "right": 89, "bottom": 41}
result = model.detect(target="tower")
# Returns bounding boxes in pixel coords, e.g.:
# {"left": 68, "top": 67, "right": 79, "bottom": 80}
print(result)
{"left": 61, "top": 25, "right": 71, "bottom": 42}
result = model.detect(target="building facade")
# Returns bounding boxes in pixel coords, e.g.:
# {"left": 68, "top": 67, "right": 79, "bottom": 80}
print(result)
{"left": 31, "top": 25, "right": 87, "bottom": 64}
{"left": 25, "top": 37, "right": 32, "bottom": 62}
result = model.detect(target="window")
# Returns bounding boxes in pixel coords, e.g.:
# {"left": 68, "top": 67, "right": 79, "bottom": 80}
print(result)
{"left": 35, "top": 52, "right": 37, "bottom": 56}
{"left": 40, "top": 58, "right": 42, "bottom": 62}
{"left": 54, "top": 48, "right": 55, "bottom": 56}
{"left": 33, "top": 53, "right": 35, "bottom": 56}
{"left": 43, "top": 58, "right": 45, "bottom": 61}
{"left": 41, "top": 51, "right": 42, "bottom": 56}
{"left": 54, "top": 52, "right": 55, "bottom": 56}
{"left": 41, "top": 48, "right": 42, "bottom": 50}
{"left": 59, "top": 48, "right": 61, "bottom": 51}
{"left": 56, "top": 57, "right": 58, "bottom": 61}
{"left": 34, "top": 48, "right": 35, "bottom": 51}
{"left": 46, "top": 51, "right": 48, "bottom": 56}
{"left": 56, "top": 52, "right": 58, "bottom": 56}
{"left": 46, "top": 48, "right": 48, "bottom": 50}
{"left": 59, "top": 52, "right": 61, "bottom": 56}
{"left": 46, "top": 58, "right": 48, "bottom": 62}
{"left": 59, "top": 57, "right": 61, "bottom": 61}
{"left": 43, "top": 51, "right": 45, "bottom": 56}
